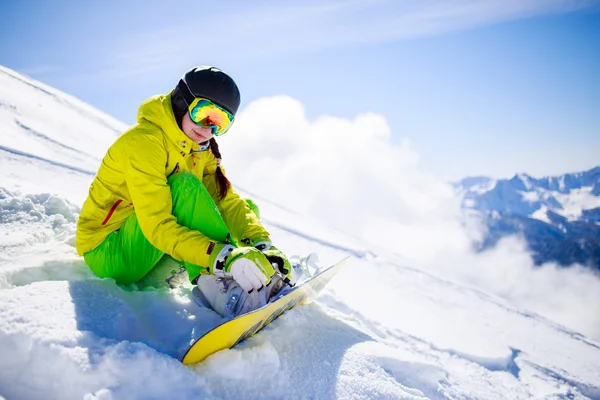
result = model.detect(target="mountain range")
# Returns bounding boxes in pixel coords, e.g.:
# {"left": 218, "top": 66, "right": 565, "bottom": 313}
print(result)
{"left": 457, "top": 167, "right": 600, "bottom": 269}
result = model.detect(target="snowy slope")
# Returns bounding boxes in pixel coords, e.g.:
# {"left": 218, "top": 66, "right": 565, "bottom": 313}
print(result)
{"left": 0, "top": 65, "right": 126, "bottom": 202}
{"left": 1, "top": 66, "right": 600, "bottom": 400}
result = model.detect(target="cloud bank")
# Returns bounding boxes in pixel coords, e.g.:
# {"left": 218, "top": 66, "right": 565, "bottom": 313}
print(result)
{"left": 220, "top": 96, "right": 600, "bottom": 340}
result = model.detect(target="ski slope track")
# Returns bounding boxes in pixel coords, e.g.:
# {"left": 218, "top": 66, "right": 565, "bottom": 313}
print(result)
{"left": 1, "top": 65, "right": 599, "bottom": 399}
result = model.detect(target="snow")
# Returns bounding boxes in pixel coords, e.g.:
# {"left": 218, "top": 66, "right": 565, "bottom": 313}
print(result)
{"left": 553, "top": 187, "right": 600, "bottom": 221}
{"left": 560, "top": 176, "right": 566, "bottom": 192}
{"left": 530, "top": 205, "right": 551, "bottom": 223}
{"left": 1, "top": 65, "right": 600, "bottom": 399}
{"left": 520, "top": 190, "right": 540, "bottom": 203}
{"left": 517, "top": 174, "right": 533, "bottom": 191}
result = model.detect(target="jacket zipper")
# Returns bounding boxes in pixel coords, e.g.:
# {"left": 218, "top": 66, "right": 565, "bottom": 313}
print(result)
{"left": 102, "top": 199, "right": 123, "bottom": 225}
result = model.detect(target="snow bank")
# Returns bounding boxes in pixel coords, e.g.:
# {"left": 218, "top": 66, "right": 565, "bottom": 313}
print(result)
{"left": 2, "top": 187, "right": 600, "bottom": 399}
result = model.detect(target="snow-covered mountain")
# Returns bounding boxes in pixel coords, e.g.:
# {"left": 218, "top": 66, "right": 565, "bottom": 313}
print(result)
{"left": 457, "top": 168, "right": 600, "bottom": 269}
{"left": 1, "top": 65, "right": 600, "bottom": 400}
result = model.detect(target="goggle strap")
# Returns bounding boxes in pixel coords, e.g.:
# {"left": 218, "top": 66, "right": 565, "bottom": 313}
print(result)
{"left": 179, "top": 78, "right": 195, "bottom": 107}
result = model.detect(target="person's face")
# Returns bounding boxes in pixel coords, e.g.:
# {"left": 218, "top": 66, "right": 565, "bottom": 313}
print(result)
{"left": 181, "top": 112, "right": 214, "bottom": 144}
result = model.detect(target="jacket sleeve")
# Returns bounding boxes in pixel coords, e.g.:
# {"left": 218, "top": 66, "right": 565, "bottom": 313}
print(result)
{"left": 202, "top": 153, "right": 271, "bottom": 245}
{"left": 122, "top": 133, "right": 214, "bottom": 268}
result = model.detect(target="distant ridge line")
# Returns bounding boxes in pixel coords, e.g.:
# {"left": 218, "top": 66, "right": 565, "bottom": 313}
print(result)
{"left": 0, "top": 145, "right": 95, "bottom": 176}
{"left": 0, "top": 66, "right": 124, "bottom": 135}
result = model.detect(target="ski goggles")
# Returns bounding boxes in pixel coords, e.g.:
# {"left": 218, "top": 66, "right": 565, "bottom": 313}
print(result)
{"left": 188, "top": 97, "right": 235, "bottom": 136}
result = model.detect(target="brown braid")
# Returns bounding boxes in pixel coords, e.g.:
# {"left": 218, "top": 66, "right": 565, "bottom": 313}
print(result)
{"left": 209, "top": 138, "right": 231, "bottom": 199}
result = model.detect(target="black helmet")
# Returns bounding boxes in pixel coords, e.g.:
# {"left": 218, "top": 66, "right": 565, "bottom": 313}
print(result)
{"left": 171, "top": 66, "right": 241, "bottom": 122}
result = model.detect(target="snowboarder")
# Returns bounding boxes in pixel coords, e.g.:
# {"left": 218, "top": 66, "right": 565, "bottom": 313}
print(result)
{"left": 76, "top": 66, "right": 292, "bottom": 316}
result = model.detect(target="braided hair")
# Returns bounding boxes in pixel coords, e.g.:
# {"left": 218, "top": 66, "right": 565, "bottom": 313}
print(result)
{"left": 209, "top": 137, "right": 231, "bottom": 200}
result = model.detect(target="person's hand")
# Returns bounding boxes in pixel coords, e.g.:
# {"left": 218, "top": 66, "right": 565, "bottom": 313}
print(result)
{"left": 209, "top": 244, "right": 277, "bottom": 293}
{"left": 254, "top": 241, "right": 293, "bottom": 285}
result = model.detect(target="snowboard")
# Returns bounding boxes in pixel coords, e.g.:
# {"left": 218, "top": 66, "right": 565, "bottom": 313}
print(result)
{"left": 181, "top": 256, "right": 348, "bottom": 365}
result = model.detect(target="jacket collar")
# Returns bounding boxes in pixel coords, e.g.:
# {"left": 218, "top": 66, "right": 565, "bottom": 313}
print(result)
{"left": 136, "top": 93, "right": 201, "bottom": 154}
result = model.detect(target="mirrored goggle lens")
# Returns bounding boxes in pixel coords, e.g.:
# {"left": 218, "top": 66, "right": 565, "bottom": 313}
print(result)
{"left": 189, "top": 99, "right": 234, "bottom": 136}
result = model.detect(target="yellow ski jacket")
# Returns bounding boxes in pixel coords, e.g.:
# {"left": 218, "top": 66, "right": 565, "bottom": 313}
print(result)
{"left": 75, "top": 93, "right": 270, "bottom": 269}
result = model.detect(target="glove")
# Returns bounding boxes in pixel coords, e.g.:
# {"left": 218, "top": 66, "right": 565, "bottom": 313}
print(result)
{"left": 253, "top": 241, "right": 293, "bottom": 285}
{"left": 208, "top": 244, "right": 277, "bottom": 293}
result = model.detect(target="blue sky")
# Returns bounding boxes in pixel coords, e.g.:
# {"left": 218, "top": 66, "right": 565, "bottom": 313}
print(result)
{"left": 1, "top": 0, "right": 599, "bottom": 181}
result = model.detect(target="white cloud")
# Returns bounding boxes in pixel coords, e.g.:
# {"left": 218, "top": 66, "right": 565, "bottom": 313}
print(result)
{"left": 443, "top": 236, "right": 600, "bottom": 340}
{"left": 221, "top": 96, "right": 449, "bottom": 233}
{"left": 220, "top": 95, "right": 600, "bottom": 340}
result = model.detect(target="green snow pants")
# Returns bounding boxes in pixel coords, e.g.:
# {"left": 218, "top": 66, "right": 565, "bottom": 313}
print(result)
{"left": 84, "top": 172, "right": 240, "bottom": 285}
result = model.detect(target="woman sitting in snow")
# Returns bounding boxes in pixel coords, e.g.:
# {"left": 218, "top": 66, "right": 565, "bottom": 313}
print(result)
{"left": 75, "top": 66, "right": 292, "bottom": 317}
